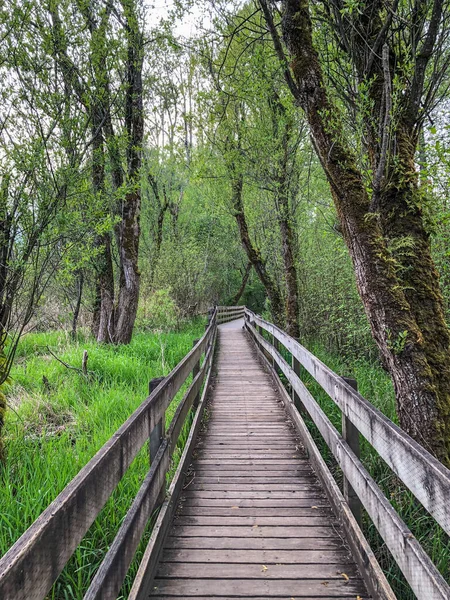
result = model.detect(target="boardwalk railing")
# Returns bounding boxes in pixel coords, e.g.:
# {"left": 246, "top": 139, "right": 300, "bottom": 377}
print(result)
{"left": 216, "top": 304, "right": 245, "bottom": 324}
{"left": 244, "top": 308, "right": 450, "bottom": 600}
{"left": 0, "top": 309, "right": 218, "bottom": 600}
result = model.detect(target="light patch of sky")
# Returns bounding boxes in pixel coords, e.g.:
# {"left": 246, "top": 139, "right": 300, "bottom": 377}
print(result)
{"left": 147, "top": 1, "right": 210, "bottom": 39}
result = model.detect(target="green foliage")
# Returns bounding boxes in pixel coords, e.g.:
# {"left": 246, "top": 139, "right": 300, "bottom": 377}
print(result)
{"left": 138, "top": 288, "right": 180, "bottom": 331}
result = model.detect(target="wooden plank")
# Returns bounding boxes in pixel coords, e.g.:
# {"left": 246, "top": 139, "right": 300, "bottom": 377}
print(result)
{"left": 165, "top": 536, "right": 345, "bottom": 550}
{"left": 178, "top": 507, "right": 333, "bottom": 517}
{"left": 174, "top": 516, "right": 336, "bottom": 527}
{"left": 160, "top": 548, "right": 353, "bottom": 564}
{"left": 149, "top": 596, "right": 371, "bottom": 600}
{"left": 179, "top": 498, "right": 329, "bottom": 508}
{"left": 192, "top": 477, "right": 315, "bottom": 484}
{"left": 156, "top": 562, "right": 359, "bottom": 579}
{"left": 182, "top": 491, "right": 325, "bottom": 500}
{"left": 150, "top": 578, "right": 367, "bottom": 597}
{"left": 172, "top": 526, "right": 339, "bottom": 538}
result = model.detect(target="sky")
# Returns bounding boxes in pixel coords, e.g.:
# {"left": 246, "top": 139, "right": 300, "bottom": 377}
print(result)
{"left": 149, "top": 1, "right": 210, "bottom": 38}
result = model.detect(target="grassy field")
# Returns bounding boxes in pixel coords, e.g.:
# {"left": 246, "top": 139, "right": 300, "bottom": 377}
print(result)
{"left": 1, "top": 319, "right": 206, "bottom": 599}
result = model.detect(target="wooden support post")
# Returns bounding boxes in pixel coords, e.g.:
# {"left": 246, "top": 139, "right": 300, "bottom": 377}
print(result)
{"left": 149, "top": 376, "right": 166, "bottom": 505}
{"left": 149, "top": 377, "right": 165, "bottom": 464}
{"left": 291, "top": 354, "right": 305, "bottom": 414}
{"left": 192, "top": 339, "right": 200, "bottom": 408}
{"left": 273, "top": 334, "right": 282, "bottom": 376}
{"left": 341, "top": 376, "right": 363, "bottom": 528}
{"left": 257, "top": 323, "right": 263, "bottom": 354}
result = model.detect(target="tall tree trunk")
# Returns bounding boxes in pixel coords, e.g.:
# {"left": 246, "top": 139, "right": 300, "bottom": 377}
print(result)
{"left": 275, "top": 117, "right": 300, "bottom": 339}
{"left": 231, "top": 174, "right": 285, "bottom": 326}
{"left": 277, "top": 191, "right": 300, "bottom": 339}
{"left": 274, "top": 0, "right": 450, "bottom": 464}
{"left": 114, "top": 2, "right": 144, "bottom": 344}
{"left": 91, "top": 103, "right": 115, "bottom": 343}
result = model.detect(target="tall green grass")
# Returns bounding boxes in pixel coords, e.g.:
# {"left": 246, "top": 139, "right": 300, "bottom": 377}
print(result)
{"left": 1, "top": 319, "right": 206, "bottom": 599}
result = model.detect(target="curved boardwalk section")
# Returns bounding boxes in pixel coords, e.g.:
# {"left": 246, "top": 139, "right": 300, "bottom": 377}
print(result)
{"left": 150, "top": 320, "right": 370, "bottom": 599}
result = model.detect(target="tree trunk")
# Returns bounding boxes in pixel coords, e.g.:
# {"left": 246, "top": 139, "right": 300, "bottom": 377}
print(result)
{"left": 91, "top": 102, "right": 115, "bottom": 344}
{"left": 96, "top": 232, "right": 115, "bottom": 343}
{"left": 231, "top": 174, "right": 285, "bottom": 327}
{"left": 113, "top": 7, "right": 144, "bottom": 344}
{"left": 277, "top": 193, "right": 300, "bottom": 339}
{"left": 71, "top": 271, "right": 84, "bottom": 340}
{"left": 275, "top": 118, "right": 300, "bottom": 339}
{"left": 278, "top": 0, "right": 450, "bottom": 464}
{"left": 233, "top": 262, "right": 252, "bottom": 305}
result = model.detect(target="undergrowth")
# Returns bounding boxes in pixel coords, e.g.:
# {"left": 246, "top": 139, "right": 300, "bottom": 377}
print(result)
{"left": 0, "top": 318, "right": 206, "bottom": 599}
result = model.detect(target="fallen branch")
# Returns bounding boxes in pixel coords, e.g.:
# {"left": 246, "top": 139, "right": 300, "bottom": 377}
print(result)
{"left": 46, "top": 346, "right": 88, "bottom": 377}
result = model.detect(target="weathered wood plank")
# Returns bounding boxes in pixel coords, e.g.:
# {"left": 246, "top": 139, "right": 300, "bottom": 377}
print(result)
{"left": 174, "top": 515, "right": 336, "bottom": 527}
{"left": 172, "top": 525, "right": 340, "bottom": 538}
{"left": 160, "top": 548, "right": 353, "bottom": 564}
{"left": 150, "top": 578, "right": 367, "bottom": 597}
{"left": 182, "top": 490, "right": 326, "bottom": 499}
{"left": 156, "top": 562, "right": 359, "bottom": 579}
{"left": 178, "top": 506, "right": 333, "bottom": 517}
{"left": 165, "top": 536, "right": 345, "bottom": 550}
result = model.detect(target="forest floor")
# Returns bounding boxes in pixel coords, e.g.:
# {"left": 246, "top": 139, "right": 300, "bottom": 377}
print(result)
{"left": 0, "top": 322, "right": 448, "bottom": 599}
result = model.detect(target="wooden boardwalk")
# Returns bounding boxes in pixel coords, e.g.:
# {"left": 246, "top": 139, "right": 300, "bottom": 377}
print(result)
{"left": 150, "top": 320, "right": 370, "bottom": 599}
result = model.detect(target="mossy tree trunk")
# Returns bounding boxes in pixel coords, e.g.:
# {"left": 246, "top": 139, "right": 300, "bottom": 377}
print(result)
{"left": 266, "top": 0, "right": 450, "bottom": 464}
{"left": 113, "top": 2, "right": 144, "bottom": 344}
{"left": 230, "top": 174, "right": 285, "bottom": 327}
{"left": 274, "top": 113, "right": 300, "bottom": 339}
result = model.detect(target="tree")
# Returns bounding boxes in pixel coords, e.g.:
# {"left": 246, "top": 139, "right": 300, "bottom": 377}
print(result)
{"left": 199, "top": 6, "right": 303, "bottom": 332}
{"left": 261, "top": 0, "right": 450, "bottom": 464}
{"left": 49, "top": 0, "right": 144, "bottom": 344}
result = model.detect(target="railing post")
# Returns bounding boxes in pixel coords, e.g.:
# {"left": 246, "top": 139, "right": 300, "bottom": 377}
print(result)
{"left": 341, "top": 376, "right": 362, "bottom": 527}
{"left": 149, "top": 376, "right": 166, "bottom": 505}
{"left": 192, "top": 339, "right": 200, "bottom": 408}
{"left": 272, "top": 333, "right": 282, "bottom": 377}
{"left": 291, "top": 354, "right": 305, "bottom": 414}
{"left": 149, "top": 377, "right": 165, "bottom": 464}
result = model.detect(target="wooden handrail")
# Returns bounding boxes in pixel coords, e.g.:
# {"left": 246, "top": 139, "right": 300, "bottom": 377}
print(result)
{"left": 216, "top": 305, "right": 245, "bottom": 324}
{"left": 244, "top": 308, "right": 450, "bottom": 600}
{"left": 0, "top": 309, "right": 218, "bottom": 600}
